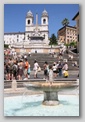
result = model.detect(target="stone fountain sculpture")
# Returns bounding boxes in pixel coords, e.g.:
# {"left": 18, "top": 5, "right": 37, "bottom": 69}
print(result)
{"left": 24, "top": 79, "right": 79, "bottom": 106}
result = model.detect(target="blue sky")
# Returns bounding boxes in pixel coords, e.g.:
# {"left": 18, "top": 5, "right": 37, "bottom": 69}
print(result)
{"left": 4, "top": 4, "right": 79, "bottom": 37}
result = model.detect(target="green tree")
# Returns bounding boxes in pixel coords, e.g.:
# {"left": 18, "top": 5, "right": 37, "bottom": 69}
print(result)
{"left": 4, "top": 44, "right": 9, "bottom": 49}
{"left": 62, "top": 18, "right": 69, "bottom": 26}
{"left": 65, "top": 43, "right": 69, "bottom": 47}
{"left": 49, "top": 34, "right": 58, "bottom": 46}
{"left": 69, "top": 41, "right": 77, "bottom": 48}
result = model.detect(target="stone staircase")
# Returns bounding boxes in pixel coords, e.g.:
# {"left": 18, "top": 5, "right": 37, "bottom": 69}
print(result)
{"left": 27, "top": 52, "right": 79, "bottom": 71}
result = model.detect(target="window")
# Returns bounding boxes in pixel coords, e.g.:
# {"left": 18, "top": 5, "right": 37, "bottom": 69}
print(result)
{"left": 28, "top": 20, "right": 30, "bottom": 24}
{"left": 67, "top": 39, "right": 69, "bottom": 43}
{"left": 43, "top": 19, "right": 46, "bottom": 24}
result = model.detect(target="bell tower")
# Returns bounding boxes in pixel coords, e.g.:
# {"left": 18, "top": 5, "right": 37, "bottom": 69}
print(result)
{"left": 41, "top": 9, "right": 49, "bottom": 25}
{"left": 25, "top": 10, "right": 34, "bottom": 42}
{"left": 41, "top": 9, "right": 49, "bottom": 44}
{"left": 25, "top": 10, "right": 34, "bottom": 29}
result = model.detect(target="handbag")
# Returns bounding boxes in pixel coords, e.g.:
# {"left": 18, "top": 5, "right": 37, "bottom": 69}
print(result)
{"left": 37, "top": 66, "right": 41, "bottom": 72}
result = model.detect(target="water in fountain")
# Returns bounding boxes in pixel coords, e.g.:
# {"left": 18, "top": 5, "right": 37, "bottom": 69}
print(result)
{"left": 24, "top": 79, "right": 79, "bottom": 106}
{"left": 4, "top": 93, "right": 79, "bottom": 116}
{"left": 4, "top": 79, "right": 79, "bottom": 116}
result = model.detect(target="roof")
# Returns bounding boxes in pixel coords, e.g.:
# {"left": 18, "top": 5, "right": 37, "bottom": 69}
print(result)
{"left": 42, "top": 9, "right": 48, "bottom": 17}
{"left": 26, "top": 10, "right": 33, "bottom": 18}
{"left": 4, "top": 32, "right": 25, "bottom": 35}
{"left": 72, "top": 12, "right": 79, "bottom": 20}
{"left": 58, "top": 25, "right": 76, "bottom": 32}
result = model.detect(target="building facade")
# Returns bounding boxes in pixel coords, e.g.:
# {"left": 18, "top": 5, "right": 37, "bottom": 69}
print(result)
{"left": 72, "top": 12, "right": 79, "bottom": 52}
{"left": 25, "top": 10, "right": 49, "bottom": 45}
{"left": 57, "top": 25, "right": 77, "bottom": 44}
{"left": 4, "top": 10, "right": 49, "bottom": 46}
{"left": 4, "top": 9, "right": 61, "bottom": 53}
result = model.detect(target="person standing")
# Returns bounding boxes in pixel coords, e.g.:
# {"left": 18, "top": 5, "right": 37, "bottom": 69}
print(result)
{"left": 24, "top": 58, "right": 29, "bottom": 78}
{"left": 62, "top": 62, "right": 68, "bottom": 71}
{"left": 52, "top": 62, "right": 57, "bottom": 78}
{"left": 62, "top": 61, "right": 69, "bottom": 78}
{"left": 18, "top": 60, "right": 24, "bottom": 80}
{"left": 43, "top": 61, "right": 49, "bottom": 81}
{"left": 57, "top": 61, "right": 63, "bottom": 77}
{"left": 33, "top": 60, "right": 39, "bottom": 78}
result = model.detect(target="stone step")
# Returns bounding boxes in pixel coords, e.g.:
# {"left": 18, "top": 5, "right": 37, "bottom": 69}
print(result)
{"left": 22, "top": 53, "right": 79, "bottom": 70}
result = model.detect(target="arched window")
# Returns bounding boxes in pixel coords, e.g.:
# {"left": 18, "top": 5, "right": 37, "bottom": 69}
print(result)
{"left": 28, "top": 20, "right": 30, "bottom": 24}
{"left": 43, "top": 19, "right": 46, "bottom": 24}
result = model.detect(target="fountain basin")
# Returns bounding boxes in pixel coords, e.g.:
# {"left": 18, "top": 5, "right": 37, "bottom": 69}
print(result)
{"left": 24, "top": 81, "right": 78, "bottom": 105}
{"left": 24, "top": 81, "right": 78, "bottom": 91}
{"left": 4, "top": 94, "right": 79, "bottom": 116}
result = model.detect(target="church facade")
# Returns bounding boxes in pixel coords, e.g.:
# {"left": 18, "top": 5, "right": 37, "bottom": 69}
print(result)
{"left": 4, "top": 10, "right": 59, "bottom": 53}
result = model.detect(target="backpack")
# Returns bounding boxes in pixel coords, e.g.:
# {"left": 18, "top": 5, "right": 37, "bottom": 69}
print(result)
{"left": 58, "top": 64, "right": 62, "bottom": 69}
{"left": 13, "top": 64, "right": 18, "bottom": 73}
{"left": 25, "top": 61, "right": 29, "bottom": 69}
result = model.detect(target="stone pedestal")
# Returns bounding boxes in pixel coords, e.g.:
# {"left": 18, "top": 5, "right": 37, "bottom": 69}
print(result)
{"left": 43, "top": 91, "right": 59, "bottom": 106}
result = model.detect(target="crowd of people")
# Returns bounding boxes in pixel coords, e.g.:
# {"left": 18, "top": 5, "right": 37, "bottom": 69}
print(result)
{"left": 4, "top": 48, "right": 76, "bottom": 82}
{"left": 4, "top": 58, "right": 68, "bottom": 82}
{"left": 43, "top": 60, "right": 69, "bottom": 81}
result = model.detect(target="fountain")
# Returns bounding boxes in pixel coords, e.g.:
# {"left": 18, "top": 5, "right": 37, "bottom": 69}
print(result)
{"left": 24, "top": 80, "right": 79, "bottom": 106}
{"left": 4, "top": 79, "right": 79, "bottom": 116}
